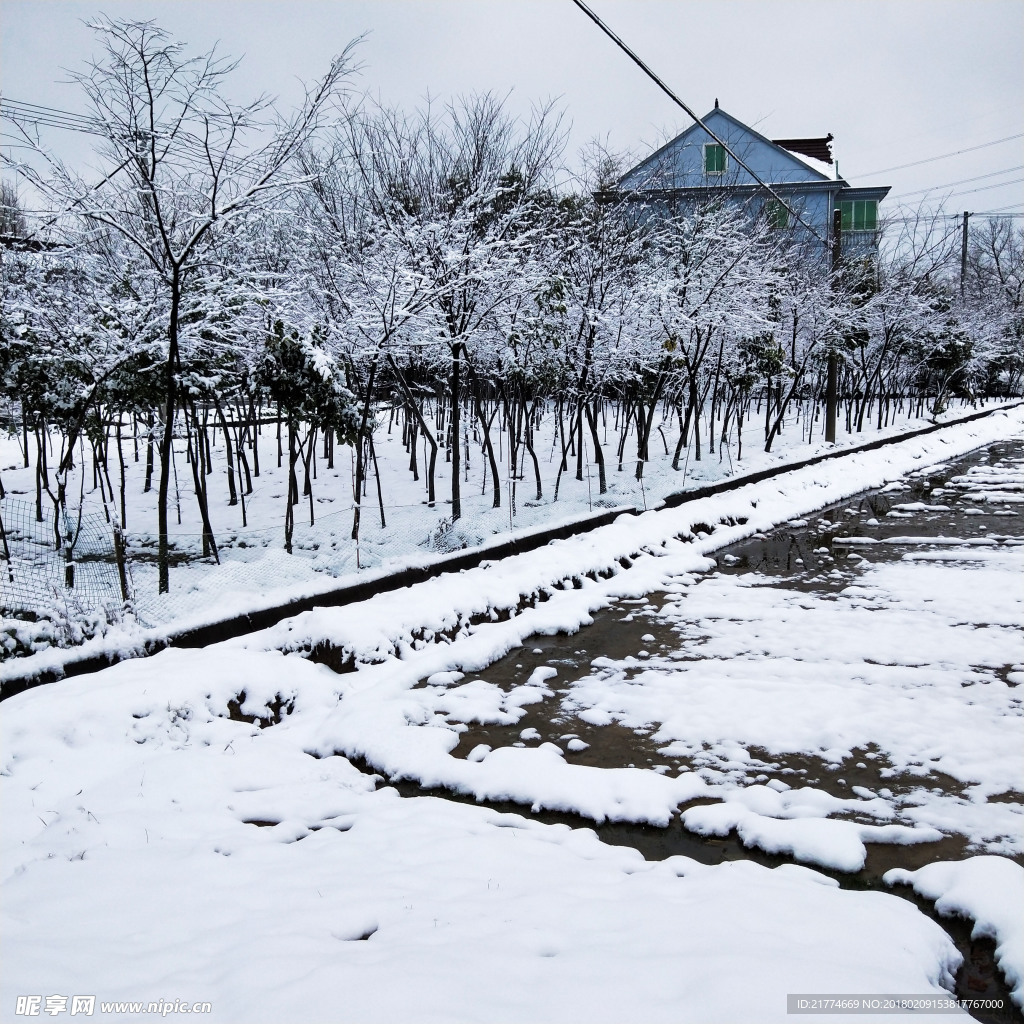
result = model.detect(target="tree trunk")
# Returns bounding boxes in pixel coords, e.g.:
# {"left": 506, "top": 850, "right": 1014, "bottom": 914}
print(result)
{"left": 157, "top": 271, "right": 181, "bottom": 593}
{"left": 450, "top": 343, "right": 462, "bottom": 521}
{"left": 584, "top": 400, "right": 606, "bottom": 494}
{"left": 215, "top": 402, "right": 238, "bottom": 506}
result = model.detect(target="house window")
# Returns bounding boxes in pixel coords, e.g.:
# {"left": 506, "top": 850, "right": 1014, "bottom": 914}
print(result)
{"left": 839, "top": 199, "right": 877, "bottom": 232}
{"left": 765, "top": 199, "right": 789, "bottom": 229}
{"left": 704, "top": 144, "right": 727, "bottom": 175}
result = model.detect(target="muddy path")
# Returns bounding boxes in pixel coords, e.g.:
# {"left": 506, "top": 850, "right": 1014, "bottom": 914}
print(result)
{"left": 376, "top": 438, "right": 1024, "bottom": 1022}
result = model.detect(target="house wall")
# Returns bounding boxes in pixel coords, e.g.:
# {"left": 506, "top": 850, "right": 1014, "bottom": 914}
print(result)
{"left": 619, "top": 110, "right": 839, "bottom": 256}
{"left": 621, "top": 189, "right": 833, "bottom": 266}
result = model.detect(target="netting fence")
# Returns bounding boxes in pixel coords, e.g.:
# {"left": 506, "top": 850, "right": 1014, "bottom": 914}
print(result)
{"left": 0, "top": 496, "right": 131, "bottom": 622}
{"left": 124, "top": 468, "right": 629, "bottom": 628}
{"left": 2, "top": 450, "right": 647, "bottom": 637}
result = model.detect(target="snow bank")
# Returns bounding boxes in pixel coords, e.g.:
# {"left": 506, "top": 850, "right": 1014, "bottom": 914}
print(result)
{"left": 683, "top": 801, "right": 941, "bottom": 873}
{"left": 1, "top": 649, "right": 964, "bottom": 1022}
{"left": 885, "top": 858, "right": 1024, "bottom": 1008}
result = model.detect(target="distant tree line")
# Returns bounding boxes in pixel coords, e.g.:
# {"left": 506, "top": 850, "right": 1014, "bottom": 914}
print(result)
{"left": 2, "top": 18, "right": 1021, "bottom": 591}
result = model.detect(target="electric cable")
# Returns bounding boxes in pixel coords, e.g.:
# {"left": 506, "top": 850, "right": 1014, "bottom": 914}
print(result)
{"left": 890, "top": 177, "right": 1024, "bottom": 204}
{"left": 887, "top": 164, "right": 1023, "bottom": 198}
{"left": 1, "top": 97, "right": 265, "bottom": 173}
{"left": 569, "top": 0, "right": 827, "bottom": 245}
{"left": 856, "top": 134, "right": 1024, "bottom": 177}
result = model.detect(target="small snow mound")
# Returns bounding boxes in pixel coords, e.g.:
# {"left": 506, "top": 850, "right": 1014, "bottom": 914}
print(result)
{"left": 427, "top": 671, "right": 465, "bottom": 686}
{"left": 527, "top": 666, "right": 558, "bottom": 686}
{"left": 331, "top": 916, "right": 379, "bottom": 942}
{"left": 577, "top": 708, "right": 614, "bottom": 727}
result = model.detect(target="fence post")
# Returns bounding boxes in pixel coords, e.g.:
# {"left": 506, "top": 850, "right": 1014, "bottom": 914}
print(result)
{"left": 61, "top": 510, "right": 75, "bottom": 590}
{"left": 113, "top": 525, "right": 130, "bottom": 604}
{"left": 0, "top": 507, "right": 12, "bottom": 583}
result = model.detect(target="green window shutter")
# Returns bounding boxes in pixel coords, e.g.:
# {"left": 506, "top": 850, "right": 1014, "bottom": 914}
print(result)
{"left": 705, "top": 144, "right": 726, "bottom": 174}
{"left": 767, "top": 199, "right": 788, "bottom": 229}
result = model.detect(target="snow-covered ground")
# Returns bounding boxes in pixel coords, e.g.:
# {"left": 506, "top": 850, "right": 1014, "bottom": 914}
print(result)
{"left": 1, "top": 398, "right": 1013, "bottom": 646}
{"left": 2, "top": 406, "right": 1022, "bottom": 1022}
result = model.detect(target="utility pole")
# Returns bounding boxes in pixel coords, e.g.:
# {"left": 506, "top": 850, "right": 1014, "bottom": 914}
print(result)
{"left": 825, "top": 207, "right": 842, "bottom": 443}
{"left": 960, "top": 211, "right": 970, "bottom": 298}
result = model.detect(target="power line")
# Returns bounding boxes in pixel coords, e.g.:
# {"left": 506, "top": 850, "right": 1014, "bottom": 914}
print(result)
{"left": 856, "top": 133, "right": 1024, "bottom": 177}
{"left": 894, "top": 177, "right": 1024, "bottom": 204}
{"left": 569, "top": 0, "right": 826, "bottom": 245}
{"left": 884, "top": 212, "right": 1023, "bottom": 223}
{"left": 1, "top": 99, "right": 100, "bottom": 134}
{"left": 973, "top": 203, "right": 1024, "bottom": 217}
{"left": 950, "top": 178, "right": 1023, "bottom": 198}
{"left": 866, "top": 104, "right": 1023, "bottom": 153}
{"left": 888, "top": 163, "right": 1023, "bottom": 198}
{"left": 1, "top": 96, "right": 264, "bottom": 173}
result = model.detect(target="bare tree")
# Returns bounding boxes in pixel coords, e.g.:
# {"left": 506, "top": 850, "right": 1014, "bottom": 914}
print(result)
{"left": 5, "top": 17, "right": 358, "bottom": 591}
{"left": 328, "top": 94, "right": 564, "bottom": 521}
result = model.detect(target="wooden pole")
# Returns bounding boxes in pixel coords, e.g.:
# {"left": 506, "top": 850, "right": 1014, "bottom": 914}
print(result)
{"left": 960, "top": 211, "right": 970, "bottom": 298}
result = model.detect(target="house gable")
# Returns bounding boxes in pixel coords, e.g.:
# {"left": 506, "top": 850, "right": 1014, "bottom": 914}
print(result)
{"left": 611, "top": 106, "right": 890, "bottom": 260}
{"left": 619, "top": 107, "right": 836, "bottom": 192}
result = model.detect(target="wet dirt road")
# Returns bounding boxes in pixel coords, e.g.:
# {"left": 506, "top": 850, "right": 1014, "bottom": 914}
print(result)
{"left": 396, "top": 438, "right": 1024, "bottom": 1021}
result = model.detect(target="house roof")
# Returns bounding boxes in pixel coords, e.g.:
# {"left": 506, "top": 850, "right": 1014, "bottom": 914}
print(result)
{"left": 837, "top": 185, "right": 891, "bottom": 202}
{"left": 619, "top": 106, "right": 836, "bottom": 190}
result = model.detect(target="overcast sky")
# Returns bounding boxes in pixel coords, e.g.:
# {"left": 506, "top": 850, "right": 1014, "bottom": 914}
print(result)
{"left": 3, "top": 0, "right": 1022, "bottom": 221}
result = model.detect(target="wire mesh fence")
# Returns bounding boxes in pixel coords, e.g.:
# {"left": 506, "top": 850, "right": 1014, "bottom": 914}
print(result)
{"left": 1, "top": 437, "right": 673, "bottom": 649}
{"left": 128, "top": 515, "right": 357, "bottom": 628}
{"left": 122, "top": 464, "right": 628, "bottom": 627}
{"left": 0, "top": 496, "right": 130, "bottom": 622}
{"left": 2, "top": 453, "right": 642, "bottom": 640}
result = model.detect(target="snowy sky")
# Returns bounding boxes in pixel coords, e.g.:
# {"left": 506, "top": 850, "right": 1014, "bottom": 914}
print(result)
{"left": 2, "top": 0, "right": 1023, "bottom": 222}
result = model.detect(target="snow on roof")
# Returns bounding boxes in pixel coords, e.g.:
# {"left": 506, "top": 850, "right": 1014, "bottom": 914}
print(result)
{"left": 779, "top": 146, "right": 838, "bottom": 181}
